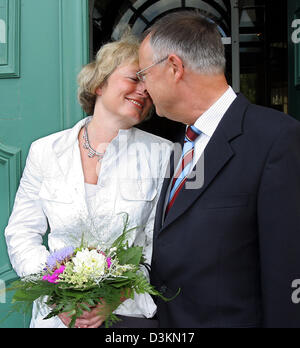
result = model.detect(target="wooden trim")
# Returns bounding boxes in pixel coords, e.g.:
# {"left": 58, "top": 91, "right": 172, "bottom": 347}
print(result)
{"left": 0, "top": 142, "right": 21, "bottom": 284}
{"left": 0, "top": 142, "right": 21, "bottom": 212}
{"left": 58, "top": 0, "right": 89, "bottom": 130}
{"left": 0, "top": 0, "right": 20, "bottom": 78}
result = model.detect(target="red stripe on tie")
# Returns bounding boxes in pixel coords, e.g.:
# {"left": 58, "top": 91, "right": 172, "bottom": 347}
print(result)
{"left": 166, "top": 147, "right": 194, "bottom": 216}
{"left": 165, "top": 177, "right": 188, "bottom": 216}
{"left": 165, "top": 125, "right": 201, "bottom": 217}
{"left": 186, "top": 127, "right": 199, "bottom": 142}
{"left": 173, "top": 148, "right": 194, "bottom": 180}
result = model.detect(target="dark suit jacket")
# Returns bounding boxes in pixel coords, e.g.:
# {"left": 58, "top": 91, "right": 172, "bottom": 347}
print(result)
{"left": 151, "top": 94, "right": 300, "bottom": 328}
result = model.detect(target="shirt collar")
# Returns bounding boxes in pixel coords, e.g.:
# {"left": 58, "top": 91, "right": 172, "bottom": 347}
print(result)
{"left": 193, "top": 86, "right": 237, "bottom": 137}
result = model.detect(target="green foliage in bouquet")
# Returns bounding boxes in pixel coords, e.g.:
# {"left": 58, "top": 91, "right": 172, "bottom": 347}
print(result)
{"left": 6, "top": 213, "right": 179, "bottom": 328}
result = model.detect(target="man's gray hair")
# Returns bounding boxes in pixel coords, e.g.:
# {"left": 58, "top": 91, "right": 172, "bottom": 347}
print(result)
{"left": 145, "top": 11, "right": 226, "bottom": 75}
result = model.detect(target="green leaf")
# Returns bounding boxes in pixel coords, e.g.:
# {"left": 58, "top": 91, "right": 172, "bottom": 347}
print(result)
{"left": 108, "top": 281, "right": 131, "bottom": 289}
{"left": 79, "top": 302, "right": 92, "bottom": 312}
{"left": 110, "top": 213, "right": 141, "bottom": 250}
{"left": 43, "top": 311, "right": 58, "bottom": 320}
{"left": 60, "top": 289, "right": 86, "bottom": 299}
{"left": 69, "top": 314, "right": 77, "bottom": 328}
{"left": 85, "top": 298, "right": 97, "bottom": 307}
{"left": 117, "top": 246, "right": 143, "bottom": 266}
{"left": 13, "top": 288, "right": 43, "bottom": 302}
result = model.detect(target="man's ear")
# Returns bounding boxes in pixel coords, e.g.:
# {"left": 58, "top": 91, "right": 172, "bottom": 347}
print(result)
{"left": 168, "top": 54, "right": 184, "bottom": 82}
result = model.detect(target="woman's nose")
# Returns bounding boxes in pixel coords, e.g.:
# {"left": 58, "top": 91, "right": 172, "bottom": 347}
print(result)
{"left": 136, "top": 81, "right": 148, "bottom": 97}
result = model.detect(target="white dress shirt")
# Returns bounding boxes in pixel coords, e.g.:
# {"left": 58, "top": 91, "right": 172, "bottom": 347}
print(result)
{"left": 163, "top": 86, "right": 237, "bottom": 219}
{"left": 191, "top": 86, "right": 237, "bottom": 170}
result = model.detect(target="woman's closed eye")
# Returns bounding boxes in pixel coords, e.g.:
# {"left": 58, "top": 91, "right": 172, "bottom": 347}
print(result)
{"left": 128, "top": 77, "right": 139, "bottom": 82}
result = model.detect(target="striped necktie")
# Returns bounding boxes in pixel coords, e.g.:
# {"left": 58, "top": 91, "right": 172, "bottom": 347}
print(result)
{"left": 165, "top": 125, "right": 202, "bottom": 216}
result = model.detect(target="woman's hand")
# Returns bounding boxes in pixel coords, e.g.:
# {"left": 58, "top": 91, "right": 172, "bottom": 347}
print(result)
{"left": 75, "top": 289, "right": 132, "bottom": 328}
{"left": 56, "top": 302, "right": 108, "bottom": 328}
{"left": 58, "top": 289, "right": 132, "bottom": 328}
{"left": 74, "top": 300, "right": 112, "bottom": 328}
{"left": 58, "top": 312, "right": 73, "bottom": 327}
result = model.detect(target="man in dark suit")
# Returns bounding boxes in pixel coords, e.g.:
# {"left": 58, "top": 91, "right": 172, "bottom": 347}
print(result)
{"left": 138, "top": 11, "right": 300, "bottom": 328}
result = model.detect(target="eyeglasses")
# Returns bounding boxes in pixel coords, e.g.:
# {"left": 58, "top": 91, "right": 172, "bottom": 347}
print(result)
{"left": 136, "top": 56, "right": 168, "bottom": 82}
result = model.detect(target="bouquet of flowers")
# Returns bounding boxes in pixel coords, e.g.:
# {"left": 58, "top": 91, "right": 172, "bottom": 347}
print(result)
{"left": 8, "top": 214, "right": 178, "bottom": 328}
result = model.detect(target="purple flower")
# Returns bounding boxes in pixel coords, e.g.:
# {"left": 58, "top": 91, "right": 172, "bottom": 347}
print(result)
{"left": 46, "top": 246, "right": 74, "bottom": 270}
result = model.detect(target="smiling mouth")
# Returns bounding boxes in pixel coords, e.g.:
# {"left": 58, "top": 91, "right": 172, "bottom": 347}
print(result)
{"left": 126, "top": 98, "right": 144, "bottom": 110}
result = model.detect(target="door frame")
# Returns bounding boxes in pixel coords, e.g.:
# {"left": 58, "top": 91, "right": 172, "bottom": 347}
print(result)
{"left": 58, "top": 0, "right": 89, "bottom": 129}
{"left": 0, "top": 0, "right": 89, "bottom": 327}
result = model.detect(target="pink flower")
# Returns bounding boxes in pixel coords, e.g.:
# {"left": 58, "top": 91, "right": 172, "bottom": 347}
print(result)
{"left": 43, "top": 265, "right": 65, "bottom": 284}
{"left": 56, "top": 265, "right": 66, "bottom": 274}
{"left": 106, "top": 257, "right": 112, "bottom": 269}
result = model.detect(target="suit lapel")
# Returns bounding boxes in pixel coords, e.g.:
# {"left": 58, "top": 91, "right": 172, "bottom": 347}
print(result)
{"left": 162, "top": 131, "right": 234, "bottom": 231}
{"left": 154, "top": 124, "right": 186, "bottom": 234}
{"left": 52, "top": 118, "right": 89, "bottom": 216}
{"left": 154, "top": 151, "right": 174, "bottom": 234}
{"left": 52, "top": 118, "right": 86, "bottom": 177}
{"left": 157, "top": 93, "right": 250, "bottom": 235}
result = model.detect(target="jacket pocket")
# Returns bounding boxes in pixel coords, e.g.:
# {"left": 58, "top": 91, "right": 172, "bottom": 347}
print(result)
{"left": 201, "top": 194, "right": 249, "bottom": 209}
{"left": 119, "top": 178, "right": 157, "bottom": 201}
{"left": 39, "top": 180, "right": 73, "bottom": 204}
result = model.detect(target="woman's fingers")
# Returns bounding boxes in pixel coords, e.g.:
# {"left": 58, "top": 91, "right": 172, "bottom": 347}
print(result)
{"left": 58, "top": 312, "right": 72, "bottom": 327}
{"left": 75, "top": 306, "right": 106, "bottom": 328}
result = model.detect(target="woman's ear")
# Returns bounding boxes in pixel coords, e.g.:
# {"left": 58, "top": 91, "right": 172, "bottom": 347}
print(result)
{"left": 95, "top": 87, "right": 102, "bottom": 96}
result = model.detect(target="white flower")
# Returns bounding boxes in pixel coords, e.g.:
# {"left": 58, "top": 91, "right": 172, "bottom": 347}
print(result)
{"left": 72, "top": 248, "right": 106, "bottom": 279}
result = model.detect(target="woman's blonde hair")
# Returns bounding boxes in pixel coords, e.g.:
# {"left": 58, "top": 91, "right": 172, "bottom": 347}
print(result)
{"left": 77, "top": 33, "right": 140, "bottom": 115}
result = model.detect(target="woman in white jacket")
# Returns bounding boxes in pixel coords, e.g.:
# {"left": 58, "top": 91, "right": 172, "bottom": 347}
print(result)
{"left": 5, "top": 34, "right": 172, "bottom": 328}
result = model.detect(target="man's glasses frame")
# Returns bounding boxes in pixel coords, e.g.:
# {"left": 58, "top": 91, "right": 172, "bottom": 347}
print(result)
{"left": 136, "top": 56, "right": 168, "bottom": 82}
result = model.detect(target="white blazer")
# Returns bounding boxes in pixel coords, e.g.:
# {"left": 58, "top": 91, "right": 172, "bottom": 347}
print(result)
{"left": 5, "top": 117, "right": 173, "bottom": 328}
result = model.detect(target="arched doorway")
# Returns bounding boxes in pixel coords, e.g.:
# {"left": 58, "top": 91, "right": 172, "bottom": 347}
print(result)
{"left": 90, "top": 1, "right": 230, "bottom": 50}
{"left": 89, "top": 0, "right": 288, "bottom": 140}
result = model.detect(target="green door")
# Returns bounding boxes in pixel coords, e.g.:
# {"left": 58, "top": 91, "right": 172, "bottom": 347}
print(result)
{"left": 289, "top": 0, "right": 300, "bottom": 120}
{"left": 0, "top": 0, "right": 89, "bottom": 328}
